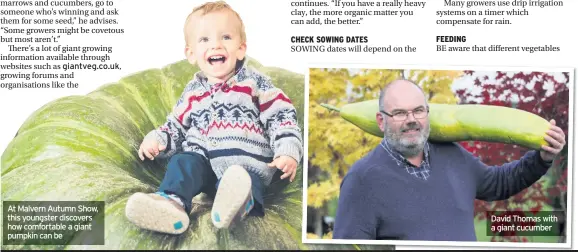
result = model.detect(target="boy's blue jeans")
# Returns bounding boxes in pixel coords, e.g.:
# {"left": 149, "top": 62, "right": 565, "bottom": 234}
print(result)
{"left": 158, "top": 151, "right": 265, "bottom": 216}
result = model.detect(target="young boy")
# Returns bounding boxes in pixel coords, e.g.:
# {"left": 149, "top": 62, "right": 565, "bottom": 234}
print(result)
{"left": 124, "top": 1, "right": 303, "bottom": 234}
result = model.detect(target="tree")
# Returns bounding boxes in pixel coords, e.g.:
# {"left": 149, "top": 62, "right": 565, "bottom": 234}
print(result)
{"left": 455, "top": 71, "right": 569, "bottom": 242}
{"left": 307, "top": 68, "right": 463, "bottom": 238}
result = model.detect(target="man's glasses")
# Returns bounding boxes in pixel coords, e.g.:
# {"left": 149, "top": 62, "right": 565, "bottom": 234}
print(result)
{"left": 380, "top": 106, "right": 429, "bottom": 121}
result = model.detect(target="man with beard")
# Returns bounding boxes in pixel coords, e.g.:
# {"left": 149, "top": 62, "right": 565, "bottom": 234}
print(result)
{"left": 332, "top": 79, "right": 566, "bottom": 241}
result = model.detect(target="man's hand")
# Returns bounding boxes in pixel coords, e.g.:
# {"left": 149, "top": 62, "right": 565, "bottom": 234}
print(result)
{"left": 138, "top": 131, "right": 166, "bottom": 161}
{"left": 540, "top": 119, "right": 566, "bottom": 162}
{"left": 268, "top": 155, "right": 298, "bottom": 182}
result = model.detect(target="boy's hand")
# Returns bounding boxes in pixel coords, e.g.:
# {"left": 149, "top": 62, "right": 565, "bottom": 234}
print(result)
{"left": 268, "top": 156, "right": 298, "bottom": 182}
{"left": 138, "top": 131, "right": 166, "bottom": 161}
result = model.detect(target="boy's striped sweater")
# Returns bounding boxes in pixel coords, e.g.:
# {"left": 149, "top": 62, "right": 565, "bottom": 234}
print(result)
{"left": 152, "top": 63, "right": 303, "bottom": 186}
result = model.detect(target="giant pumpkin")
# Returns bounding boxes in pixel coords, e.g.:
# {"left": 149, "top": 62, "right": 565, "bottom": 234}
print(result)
{"left": 1, "top": 58, "right": 392, "bottom": 250}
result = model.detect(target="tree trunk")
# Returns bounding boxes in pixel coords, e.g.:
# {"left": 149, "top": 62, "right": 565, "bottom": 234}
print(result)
{"left": 314, "top": 208, "right": 323, "bottom": 238}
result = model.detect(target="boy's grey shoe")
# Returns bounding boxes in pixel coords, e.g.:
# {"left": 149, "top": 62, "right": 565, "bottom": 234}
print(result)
{"left": 211, "top": 165, "right": 254, "bottom": 229}
{"left": 125, "top": 192, "right": 189, "bottom": 234}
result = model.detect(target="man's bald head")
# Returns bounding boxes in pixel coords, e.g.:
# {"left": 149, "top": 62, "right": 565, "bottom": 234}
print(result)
{"left": 378, "top": 79, "right": 427, "bottom": 112}
{"left": 376, "top": 78, "right": 430, "bottom": 158}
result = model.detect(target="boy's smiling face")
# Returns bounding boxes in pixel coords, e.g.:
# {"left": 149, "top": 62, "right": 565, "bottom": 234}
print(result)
{"left": 185, "top": 10, "right": 246, "bottom": 83}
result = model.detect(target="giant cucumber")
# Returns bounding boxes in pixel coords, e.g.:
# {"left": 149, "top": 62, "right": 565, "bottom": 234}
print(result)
{"left": 321, "top": 100, "right": 551, "bottom": 150}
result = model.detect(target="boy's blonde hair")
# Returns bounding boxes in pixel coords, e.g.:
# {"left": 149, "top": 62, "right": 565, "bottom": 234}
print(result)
{"left": 184, "top": 1, "right": 246, "bottom": 46}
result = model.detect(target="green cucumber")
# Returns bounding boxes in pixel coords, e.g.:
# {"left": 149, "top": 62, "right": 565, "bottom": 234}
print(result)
{"left": 321, "top": 100, "right": 550, "bottom": 150}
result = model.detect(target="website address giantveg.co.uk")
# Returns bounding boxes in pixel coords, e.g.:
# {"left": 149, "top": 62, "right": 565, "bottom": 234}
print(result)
{"left": 62, "top": 62, "right": 120, "bottom": 71}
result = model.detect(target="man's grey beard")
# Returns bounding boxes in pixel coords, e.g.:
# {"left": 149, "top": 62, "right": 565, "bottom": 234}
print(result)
{"left": 383, "top": 120, "right": 430, "bottom": 158}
